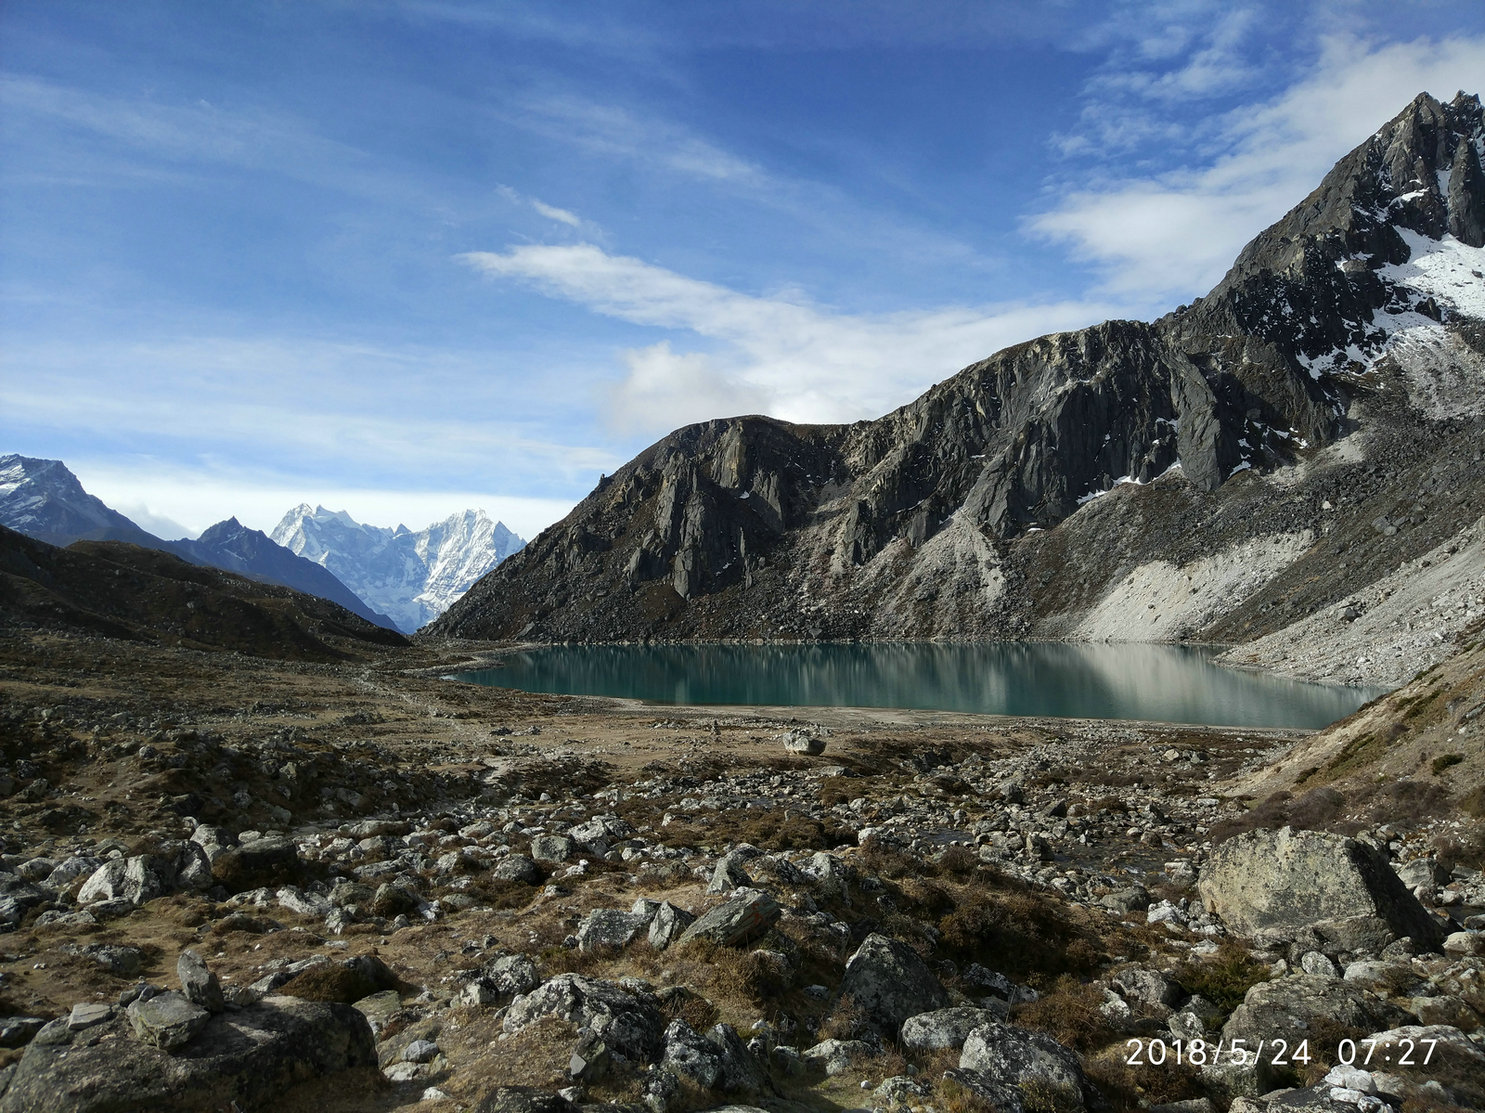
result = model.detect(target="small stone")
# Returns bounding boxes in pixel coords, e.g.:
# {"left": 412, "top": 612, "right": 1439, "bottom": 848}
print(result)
{"left": 403, "top": 1038, "right": 440, "bottom": 1063}
{"left": 177, "top": 949, "right": 226, "bottom": 1013}
{"left": 67, "top": 1002, "right": 113, "bottom": 1031}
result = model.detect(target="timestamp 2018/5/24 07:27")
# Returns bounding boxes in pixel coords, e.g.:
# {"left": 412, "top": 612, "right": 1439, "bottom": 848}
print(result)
{"left": 1123, "top": 1037, "right": 1440, "bottom": 1069}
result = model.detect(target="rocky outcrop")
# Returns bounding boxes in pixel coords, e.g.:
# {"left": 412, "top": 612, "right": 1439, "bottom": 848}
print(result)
{"left": 1199, "top": 826, "right": 1446, "bottom": 950}
{"left": 836, "top": 933, "right": 949, "bottom": 1035}
{"left": 430, "top": 92, "right": 1485, "bottom": 647}
{"left": 0, "top": 996, "right": 376, "bottom": 1113}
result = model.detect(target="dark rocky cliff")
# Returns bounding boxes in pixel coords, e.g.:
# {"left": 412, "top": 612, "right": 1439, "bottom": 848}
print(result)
{"left": 430, "top": 92, "right": 1485, "bottom": 645}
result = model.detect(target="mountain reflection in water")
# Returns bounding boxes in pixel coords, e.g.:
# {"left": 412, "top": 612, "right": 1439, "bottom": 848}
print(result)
{"left": 452, "top": 642, "right": 1386, "bottom": 729}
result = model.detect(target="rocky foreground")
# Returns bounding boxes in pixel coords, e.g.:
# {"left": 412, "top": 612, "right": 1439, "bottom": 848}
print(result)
{"left": 0, "top": 632, "right": 1483, "bottom": 1112}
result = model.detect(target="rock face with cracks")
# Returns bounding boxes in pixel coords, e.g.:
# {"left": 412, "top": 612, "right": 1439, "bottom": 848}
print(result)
{"left": 1198, "top": 826, "right": 1446, "bottom": 948}
{"left": 0, "top": 996, "right": 376, "bottom": 1113}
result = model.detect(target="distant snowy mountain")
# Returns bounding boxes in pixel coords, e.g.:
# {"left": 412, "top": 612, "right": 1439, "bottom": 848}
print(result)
{"left": 179, "top": 517, "right": 399, "bottom": 630}
{"left": 270, "top": 505, "right": 525, "bottom": 632}
{"left": 0, "top": 454, "right": 397, "bottom": 630}
{"left": 0, "top": 454, "right": 166, "bottom": 550}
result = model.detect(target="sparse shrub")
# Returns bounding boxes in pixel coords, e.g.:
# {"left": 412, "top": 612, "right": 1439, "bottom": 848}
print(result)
{"left": 1018, "top": 1077, "right": 1084, "bottom": 1113}
{"left": 1435, "top": 820, "right": 1485, "bottom": 872}
{"left": 933, "top": 844, "right": 980, "bottom": 877}
{"left": 659, "top": 985, "right": 719, "bottom": 1032}
{"left": 938, "top": 888, "right": 1102, "bottom": 982}
{"left": 1173, "top": 939, "right": 1266, "bottom": 1018}
{"left": 818, "top": 994, "right": 871, "bottom": 1041}
{"left": 1356, "top": 778, "right": 1451, "bottom": 825}
{"left": 1012, "top": 976, "right": 1115, "bottom": 1052}
{"left": 1432, "top": 753, "right": 1465, "bottom": 775}
{"left": 1083, "top": 1047, "right": 1202, "bottom": 1111}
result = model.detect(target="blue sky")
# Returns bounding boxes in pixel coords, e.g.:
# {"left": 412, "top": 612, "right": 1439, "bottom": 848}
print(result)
{"left": 3, "top": 1, "right": 1484, "bottom": 540}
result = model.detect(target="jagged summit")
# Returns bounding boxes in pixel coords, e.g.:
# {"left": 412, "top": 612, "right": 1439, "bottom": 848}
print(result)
{"left": 271, "top": 505, "right": 525, "bottom": 633}
{"left": 0, "top": 454, "right": 163, "bottom": 549}
{"left": 429, "top": 91, "right": 1485, "bottom": 649}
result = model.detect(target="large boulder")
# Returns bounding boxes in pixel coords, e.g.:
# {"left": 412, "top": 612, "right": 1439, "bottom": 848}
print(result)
{"left": 676, "top": 891, "right": 780, "bottom": 948}
{"left": 576, "top": 909, "right": 652, "bottom": 952}
{"left": 0, "top": 996, "right": 376, "bottom": 1113}
{"left": 949, "top": 1021, "right": 1089, "bottom": 1113}
{"left": 210, "top": 837, "right": 302, "bottom": 893}
{"left": 502, "top": 974, "right": 663, "bottom": 1062}
{"left": 1198, "top": 827, "right": 1445, "bottom": 950}
{"left": 1221, "top": 974, "right": 1412, "bottom": 1049}
{"left": 76, "top": 855, "right": 171, "bottom": 908}
{"left": 837, "top": 933, "right": 949, "bottom": 1035}
{"left": 900, "top": 1007, "right": 1007, "bottom": 1051}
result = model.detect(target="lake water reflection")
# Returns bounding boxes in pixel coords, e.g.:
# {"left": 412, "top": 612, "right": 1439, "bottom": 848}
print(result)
{"left": 452, "top": 642, "right": 1387, "bottom": 729}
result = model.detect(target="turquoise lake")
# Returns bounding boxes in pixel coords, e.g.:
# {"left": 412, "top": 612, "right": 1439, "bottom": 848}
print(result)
{"left": 451, "top": 642, "right": 1387, "bottom": 729}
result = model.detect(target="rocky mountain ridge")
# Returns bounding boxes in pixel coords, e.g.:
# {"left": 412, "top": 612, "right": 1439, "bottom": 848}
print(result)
{"left": 431, "top": 91, "right": 1485, "bottom": 673}
{"left": 271, "top": 504, "right": 525, "bottom": 633}
{"left": 0, "top": 455, "right": 398, "bottom": 630}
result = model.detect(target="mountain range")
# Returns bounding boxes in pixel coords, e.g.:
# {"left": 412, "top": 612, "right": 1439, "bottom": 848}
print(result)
{"left": 271, "top": 504, "right": 525, "bottom": 633}
{"left": 430, "top": 90, "right": 1485, "bottom": 679}
{"left": 0, "top": 454, "right": 523, "bottom": 633}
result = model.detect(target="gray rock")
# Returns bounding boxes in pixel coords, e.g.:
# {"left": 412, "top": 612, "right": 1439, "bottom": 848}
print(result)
{"left": 802, "top": 852, "right": 850, "bottom": 898}
{"left": 0, "top": 996, "right": 377, "bottom": 1113}
{"left": 176, "top": 950, "right": 225, "bottom": 1014}
{"left": 126, "top": 992, "right": 210, "bottom": 1051}
{"left": 663, "top": 1018, "right": 725, "bottom": 1090}
{"left": 484, "top": 953, "right": 541, "bottom": 998}
{"left": 1221, "top": 974, "right": 1410, "bottom": 1049}
{"left": 567, "top": 1029, "right": 610, "bottom": 1082}
{"left": 503, "top": 974, "right": 663, "bottom": 1062}
{"left": 66, "top": 1003, "right": 113, "bottom": 1032}
{"left": 0, "top": 1018, "right": 46, "bottom": 1050}
{"left": 1198, "top": 827, "right": 1445, "bottom": 950}
{"left": 1299, "top": 950, "right": 1339, "bottom": 978}
{"left": 705, "top": 1021, "right": 769, "bottom": 1094}
{"left": 576, "top": 908, "right": 651, "bottom": 952}
{"left": 781, "top": 730, "right": 825, "bottom": 755}
{"left": 402, "top": 1038, "right": 440, "bottom": 1063}
{"left": 210, "top": 836, "right": 301, "bottom": 893}
{"left": 492, "top": 854, "right": 543, "bottom": 884}
{"left": 676, "top": 891, "right": 781, "bottom": 948}
{"left": 1110, "top": 967, "right": 1181, "bottom": 1008}
{"left": 472, "top": 1087, "right": 580, "bottom": 1113}
{"left": 707, "top": 853, "right": 754, "bottom": 894}
{"left": 801, "top": 1038, "right": 871, "bottom": 1076}
{"left": 647, "top": 900, "right": 696, "bottom": 950}
{"left": 900, "top": 1007, "right": 1005, "bottom": 1050}
{"left": 529, "top": 835, "right": 575, "bottom": 865}
{"left": 953, "top": 1021, "right": 1088, "bottom": 1113}
{"left": 837, "top": 933, "right": 949, "bottom": 1035}
{"left": 77, "top": 855, "right": 169, "bottom": 908}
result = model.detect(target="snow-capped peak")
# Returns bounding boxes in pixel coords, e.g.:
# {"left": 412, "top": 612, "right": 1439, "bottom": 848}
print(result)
{"left": 270, "top": 504, "right": 525, "bottom": 632}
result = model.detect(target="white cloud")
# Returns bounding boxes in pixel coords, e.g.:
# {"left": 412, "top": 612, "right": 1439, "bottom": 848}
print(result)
{"left": 459, "top": 243, "right": 1127, "bottom": 434}
{"left": 530, "top": 198, "right": 581, "bottom": 227}
{"left": 503, "top": 93, "right": 770, "bottom": 189}
{"left": 495, "top": 183, "right": 593, "bottom": 231}
{"left": 3, "top": 333, "right": 623, "bottom": 495}
{"left": 1031, "top": 33, "right": 1485, "bottom": 300}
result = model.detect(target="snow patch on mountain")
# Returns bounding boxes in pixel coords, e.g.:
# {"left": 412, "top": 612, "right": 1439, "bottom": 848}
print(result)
{"left": 1294, "top": 228, "right": 1485, "bottom": 423}
{"left": 271, "top": 505, "right": 524, "bottom": 632}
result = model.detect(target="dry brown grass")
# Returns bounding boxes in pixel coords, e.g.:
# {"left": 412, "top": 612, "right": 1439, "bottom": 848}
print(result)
{"left": 1012, "top": 976, "right": 1118, "bottom": 1053}
{"left": 1082, "top": 1046, "right": 1202, "bottom": 1112}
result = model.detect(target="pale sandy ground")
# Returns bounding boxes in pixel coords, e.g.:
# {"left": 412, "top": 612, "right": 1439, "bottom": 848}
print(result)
{"left": 1219, "top": 517, "right": 1485, "bottom": 688}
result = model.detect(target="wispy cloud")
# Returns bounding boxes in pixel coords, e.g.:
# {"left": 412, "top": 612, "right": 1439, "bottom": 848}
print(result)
{"left": 1032, "top": 33, "right": 1485, "bottom": 300}
{"left": 3, "top": 334, "right": 623, "bottom": 494}
{"left": 459, "top": 243, "right": 1126, "bottom": 434}
{"left": 501, "top": 93, "right": 771, "bottom": 189}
